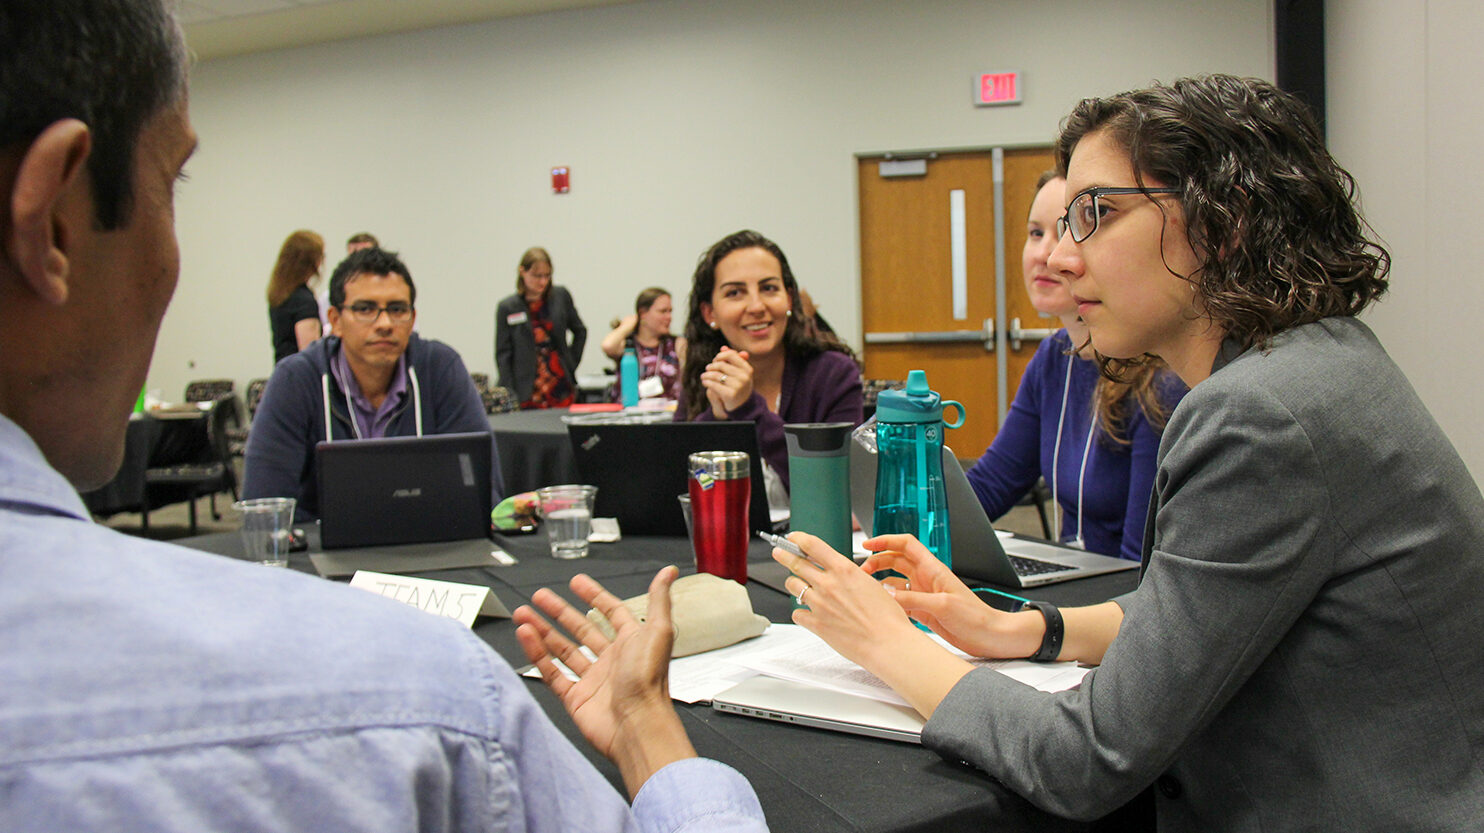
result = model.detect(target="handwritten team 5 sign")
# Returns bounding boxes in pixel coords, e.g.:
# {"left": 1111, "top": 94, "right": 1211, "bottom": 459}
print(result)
{"left": 349, "top": 571, "right": 511, "bottom": 628}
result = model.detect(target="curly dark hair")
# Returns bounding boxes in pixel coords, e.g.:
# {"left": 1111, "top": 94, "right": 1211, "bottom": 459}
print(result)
{"left": 680, "top": 230, "right": 854, "bottom": 417}
{"left": 1056, "top": 74, "right": 1390, "bottom": 359}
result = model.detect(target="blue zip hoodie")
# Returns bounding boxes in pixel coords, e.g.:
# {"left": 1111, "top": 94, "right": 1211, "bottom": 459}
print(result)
{"left": 243, "top": 334, "right": 503, "bottom": 521}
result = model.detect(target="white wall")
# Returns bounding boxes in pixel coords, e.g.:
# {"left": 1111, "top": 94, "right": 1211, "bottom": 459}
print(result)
{"left": 161, "top": 0, "right": 1272, "bottom": 397}
{"left": 1329, "top": 0, "right": 1484, "bottom": 482}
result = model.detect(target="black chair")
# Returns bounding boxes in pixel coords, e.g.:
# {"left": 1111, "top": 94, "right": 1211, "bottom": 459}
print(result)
{"left": 471, "top": 372, "right": 518, "bottom": 415}
{"left": 245, "top": 377, "right": 268, "bottom": 418}
{"left": 1017, "top": 477, "right": 1054, "bottom": 539}
{"left": 183, "top": 378, "right": 234, "bottom": 403}
{"left": 143, "top": 397, "right": 239, "bottom": 535}
{"left": 228, "top": 377, "right": 270, "bottom": 458}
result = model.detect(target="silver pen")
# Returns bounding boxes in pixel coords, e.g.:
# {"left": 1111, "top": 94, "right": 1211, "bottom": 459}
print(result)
{"left": 756, "top": 529, "right": 804, "bottom": 557}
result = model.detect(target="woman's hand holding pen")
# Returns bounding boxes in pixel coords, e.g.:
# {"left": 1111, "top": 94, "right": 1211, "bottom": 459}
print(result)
{"left": 770, "top": 531, "right": 976, "bottom": 719}
{"left": 862, "top": 534, "right": 1041, "bottom": 660}
{"left": 702, "top": 346, "right": 753, "bottom": 417}
{"left": 513, "top": 566, "right": 697, "bottom": 799}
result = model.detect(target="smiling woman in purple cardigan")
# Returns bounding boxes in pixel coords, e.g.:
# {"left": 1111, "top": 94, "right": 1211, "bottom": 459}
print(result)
{"left": 674, "top": 230, "right": 861, "bottom": 495}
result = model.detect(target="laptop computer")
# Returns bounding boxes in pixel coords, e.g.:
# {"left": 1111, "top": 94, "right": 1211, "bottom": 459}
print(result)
{"left": 710, "top": 675, "right": 923, "bottom": 744}
{"left": 567, "top": 420, "right": 771, "bottom": 537}
{"left": 848, "top": 439, "right": 1138, "bottom": 587}
{"left": 315, "top": 432, "right": 493, "bottom": 549}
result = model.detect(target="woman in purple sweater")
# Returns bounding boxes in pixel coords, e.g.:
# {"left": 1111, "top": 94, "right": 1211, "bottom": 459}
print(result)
{"left": 966, "top": 174, "right": 1184, "bottom": 560}
{"left": 675, "top": 230, "right": 862, "bottom": 496}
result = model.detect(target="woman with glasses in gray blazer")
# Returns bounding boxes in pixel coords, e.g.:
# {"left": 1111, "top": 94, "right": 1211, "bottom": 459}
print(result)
{"left": 770, "top": 75, "right": 1484, "bottom": 832}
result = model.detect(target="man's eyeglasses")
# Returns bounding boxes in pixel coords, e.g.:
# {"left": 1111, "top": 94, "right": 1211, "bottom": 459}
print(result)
{"left": 1056, "top": 187, "right": 1181, "bottom": 243}
{"left": 339, "top": 301, "right": 414, "bottom": 324}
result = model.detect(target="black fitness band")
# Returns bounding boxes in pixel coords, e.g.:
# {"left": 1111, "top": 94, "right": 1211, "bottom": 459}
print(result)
{"left": 1024, "top": 601, "right": 1064, "bottom": 662}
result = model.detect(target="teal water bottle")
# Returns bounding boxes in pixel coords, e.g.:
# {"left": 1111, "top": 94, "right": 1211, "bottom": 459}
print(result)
{"left": 871, "top": 370, "right": 964, "bottom": 567}
{"left": 619, "top": 338, "right": 639, "bottom": 406}
{"left": 784, "top": 422, "right": 854, "bottom": 555}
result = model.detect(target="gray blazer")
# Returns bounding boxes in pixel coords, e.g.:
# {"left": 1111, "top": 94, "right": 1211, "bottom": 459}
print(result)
{"left": 924, "top": 318, "right": 1484, "bottom": 831}
{"left": 494, "top": 285, "right": 587, "bottom": 402}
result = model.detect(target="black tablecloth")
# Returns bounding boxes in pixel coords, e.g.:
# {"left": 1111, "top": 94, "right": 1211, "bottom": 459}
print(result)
{"left": 488, "top": 409, "right": 580, "bottom": 494}
{"left": 82, "top": 412, "right": 209, "bottom": 516}
{"left": 179, "top": 527, "right": 1142, "bottom": 832}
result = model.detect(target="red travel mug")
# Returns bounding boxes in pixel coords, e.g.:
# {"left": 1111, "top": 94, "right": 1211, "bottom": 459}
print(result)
{"left": 687, "top": 451, "right": 751, "bottom": 583}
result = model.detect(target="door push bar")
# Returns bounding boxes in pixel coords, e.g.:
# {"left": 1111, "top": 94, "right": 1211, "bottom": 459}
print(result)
{"left": 863, "top": 317, "right": 1060, "bottom": 353}
{"left": 864, "top": 318, "right": 996, "bottom": 352}
{"left": 1008, "top": 317, "right": 1058, "bottom": 351}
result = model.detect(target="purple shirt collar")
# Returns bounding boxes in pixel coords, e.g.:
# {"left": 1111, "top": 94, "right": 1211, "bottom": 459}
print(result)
{"left": 330, "top": 344, "right": 409, "bottom": 439}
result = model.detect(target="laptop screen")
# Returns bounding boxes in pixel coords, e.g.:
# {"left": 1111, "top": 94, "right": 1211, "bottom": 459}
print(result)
{"left": 567, "top": 421, "right": 771, "bottom": 537}
{"left": 315, "top": 432, "right": 493, "bottom": 549}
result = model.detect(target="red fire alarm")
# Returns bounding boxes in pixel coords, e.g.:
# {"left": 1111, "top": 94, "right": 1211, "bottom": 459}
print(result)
{"left": 551, "top": 166, "right": 570, "bottom": 193}
{"left": 974, "top": 72, "right": 1022, "bottom": 107}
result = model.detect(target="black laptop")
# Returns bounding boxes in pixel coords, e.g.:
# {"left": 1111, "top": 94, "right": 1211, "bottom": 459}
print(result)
{"left": 567, "top": 421, "right": 771, "bottom": 536}
{"left": 315, "top": 432, "right": 493, "bottom": 549}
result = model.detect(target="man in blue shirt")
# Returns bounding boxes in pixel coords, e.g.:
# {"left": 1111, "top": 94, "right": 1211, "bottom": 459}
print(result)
{"left": 0, "top": 2, "right": 766, "bottom": 830}
{"left": 245, "top": 247, "right": 505, "bottom": 520}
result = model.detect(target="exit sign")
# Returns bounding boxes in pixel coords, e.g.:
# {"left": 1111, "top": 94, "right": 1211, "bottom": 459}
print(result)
{"left": 974, "top": 71, "right": 1022, "bottom": 106}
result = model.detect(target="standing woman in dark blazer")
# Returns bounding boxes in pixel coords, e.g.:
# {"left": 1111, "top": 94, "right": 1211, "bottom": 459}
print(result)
{"left": 495, "top": 247, "right": 587, "bottom": 408}
{"left": 266, "top": 230, "right": 325, "bottom": 363}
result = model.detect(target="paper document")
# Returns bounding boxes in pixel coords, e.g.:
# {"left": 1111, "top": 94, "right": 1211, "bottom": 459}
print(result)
{"left": 728, "top": 625, "right": 1089, "bottom": 706}
{"left": 521, "top": 623, "right": 1089, "bottom": 706}
{"left": 521, "top": 634, "right": 762, "bottom": 704}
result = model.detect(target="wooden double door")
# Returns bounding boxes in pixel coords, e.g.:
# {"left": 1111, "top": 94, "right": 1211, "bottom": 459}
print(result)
{"left": 858, "top": 147, "right": 1057, "bottom": 458}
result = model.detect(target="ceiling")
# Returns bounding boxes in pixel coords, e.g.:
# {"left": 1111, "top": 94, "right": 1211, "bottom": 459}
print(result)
{"left": 177, "top": 0, "right": 642, "bottom": 59}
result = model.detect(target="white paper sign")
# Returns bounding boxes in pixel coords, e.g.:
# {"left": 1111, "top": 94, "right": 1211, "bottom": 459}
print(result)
{"left": 349, "top": 570, "right": 511, "bottom": 628}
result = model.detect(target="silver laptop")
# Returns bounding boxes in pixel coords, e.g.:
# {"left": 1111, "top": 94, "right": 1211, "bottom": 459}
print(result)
{"left": 710, "top": 675, "right": 923, "bottom": 743}
{"left": 848, "top": 440, "right": 1139, "bottom": 587}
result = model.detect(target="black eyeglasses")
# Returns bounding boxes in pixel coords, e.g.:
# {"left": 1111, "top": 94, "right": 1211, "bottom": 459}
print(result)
{"left": 339, "top": 301, "right": 414, "bottom": 324}
{"left": 1056, "top": 186, "right": 1181, "bottom": 243}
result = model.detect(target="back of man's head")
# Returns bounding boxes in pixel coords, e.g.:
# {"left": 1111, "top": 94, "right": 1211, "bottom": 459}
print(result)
{"left": 329, "top": 248, "right": 417, "bottom": 308}
{"left": 346, "top": 232, "right": 380, "bottom": 251}
{"left": 0, "top": 0, "right": 187, "bottom": 230}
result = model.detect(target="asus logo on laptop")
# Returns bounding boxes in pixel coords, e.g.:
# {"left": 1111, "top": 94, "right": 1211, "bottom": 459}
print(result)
{"left": 391, "top": 488, "right": 422, "bottom": 499}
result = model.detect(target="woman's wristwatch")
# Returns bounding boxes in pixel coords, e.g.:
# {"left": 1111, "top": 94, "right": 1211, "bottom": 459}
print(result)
{"left": 1023, "top": 601, "right": 1064, "bottom": 662}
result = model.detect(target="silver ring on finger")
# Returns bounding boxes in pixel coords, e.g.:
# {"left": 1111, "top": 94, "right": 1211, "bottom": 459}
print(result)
{"left": 720, "top": 373, "right": 728, "bottom": 383}
{"left": 796, "top": 585, "right": 809, "bottom": 606}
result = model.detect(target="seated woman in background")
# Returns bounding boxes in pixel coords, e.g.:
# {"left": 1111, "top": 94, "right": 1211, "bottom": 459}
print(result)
{"left": 676, "top": 230, "right": 862, "bottom": 495}
{"left": 769, "top": 75, "right": 1484, "bottom": 830}
{"left": 967, "top": 172, "right": 1184, "bottom": 560}
{"left": 495, "top": 246, "right": 587, "bottom": 409}
{"left": 266, "top": 230, "right": 325, "bottom": 363}
{"left": 600, "top": 287, "right": 685, "bottom": 402}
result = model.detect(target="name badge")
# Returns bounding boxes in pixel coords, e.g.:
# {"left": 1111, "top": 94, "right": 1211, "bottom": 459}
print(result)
{"left": 506, "top": 311, "right": 529, "bottom": 326}
{"left": 349, "top": 570, "right": 511, "bottom": 628}
{"left": 638, "top": 375, "right": 665, "bottom": 398}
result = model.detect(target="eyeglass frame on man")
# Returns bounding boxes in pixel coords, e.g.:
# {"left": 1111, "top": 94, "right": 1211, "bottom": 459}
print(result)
{"left": 1056, "top": 186, "right": 1182, "bottom": 244}
{"left": 337, "top": 301, "right": 415, "bottom": 324}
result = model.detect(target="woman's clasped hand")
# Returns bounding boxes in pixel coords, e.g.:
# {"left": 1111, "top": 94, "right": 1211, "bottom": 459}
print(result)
{"left": 701, "top": 345, "right": 754, "bottom": 416}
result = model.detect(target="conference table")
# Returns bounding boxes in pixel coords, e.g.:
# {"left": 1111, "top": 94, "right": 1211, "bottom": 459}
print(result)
{"left": 82, "top": 408, "right": 211, "bottom": 516}
{"left": 180, "top": 526, "right": 1144, "bottom": 832}
{"left": 487, "top": 408, "right": 580, "bottom": 494}
{"left": 488, "top": 406, "right": 673, "bottom": 495}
